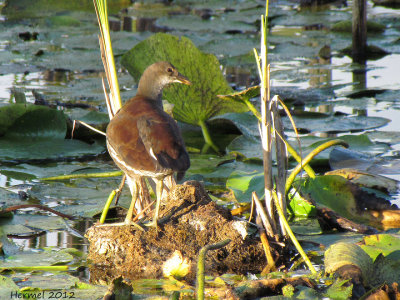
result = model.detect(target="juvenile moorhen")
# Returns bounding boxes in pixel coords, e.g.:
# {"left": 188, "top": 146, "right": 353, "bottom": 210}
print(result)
{"left": 106, "top": 61, "right": 191, "bottom": 227}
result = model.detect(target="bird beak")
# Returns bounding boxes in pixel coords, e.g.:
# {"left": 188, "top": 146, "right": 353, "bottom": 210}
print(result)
{"left": 174, "top": 73, "right": 191, "bottom": 86}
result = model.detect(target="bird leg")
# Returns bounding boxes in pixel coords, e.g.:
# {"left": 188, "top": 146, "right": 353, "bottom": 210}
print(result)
{"left": 145, "top": 178, "right": 164, "bottom": 228}
{"left": 124, "top": 178, "right": 138, "bottom": 225}
{"left": 98, "top": 176, "right": 144, "bottom": 231}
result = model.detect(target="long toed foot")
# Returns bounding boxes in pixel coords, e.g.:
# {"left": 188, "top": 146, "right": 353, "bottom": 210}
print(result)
{"left": 98, "top": 180, "right": 144, "bottom": 231}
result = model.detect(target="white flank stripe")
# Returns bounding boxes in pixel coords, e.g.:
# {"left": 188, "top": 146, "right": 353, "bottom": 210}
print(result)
{"left": 106, "top": 140, "right": 168, "bottom": 178}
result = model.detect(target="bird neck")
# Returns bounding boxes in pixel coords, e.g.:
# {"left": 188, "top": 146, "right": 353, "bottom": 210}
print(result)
{"left": 136, "top": 78, "right": 164, "bottom": 108}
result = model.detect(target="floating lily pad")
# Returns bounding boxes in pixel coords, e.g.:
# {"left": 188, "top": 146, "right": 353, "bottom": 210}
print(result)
{"left": 331, "top": 20, "right": 386, "bottom": 33}
{"left": 0, "top": 161, "right": 115, "bottom": 181}
{"left": 201, "top": 36, "right": 259, "bottom": 58}
{"left": 0, "top": 138, "right": 105, "bottom": 162}
{"left": 360, "top": 234, "right": 400, "bottom": 261}
{"left": 26, "top": 179, "right": 131, "bottom": 218}
{"left": 226, "top": 135, "right": 263, "bottom": 160}
{"left": 0, "top": 275, "right": 19, "bottom": 298}
{"left": 329, "top": 147, "right": 400, "bottom": 176}
{"left": 156, "top": 14, "right": 255, "bottom": 34}
{"left": 2, "top": 0, "right": 128, "bottom": 20}
{"left": 0, "top": 249, "right": 74, "bottom": 268}
{"left": 18, "top": 273, "right": 79, "bottom": 290}
{"left": 226, "top": 170, "right": 265, "bottom": 203}
{"left": 0, "top": 104, "right": 66, "bottom": 138}
{"left": 301, "top": 175, "right": 370, "bottom": 223}
{"left": 282, "top": 114, "right": 390, "bottom": 134}
{"left": 0, "top": 215, "right": 68, "bottom": 236}
{"left": 210, "top": 112, "right": 259, "bottom": 137}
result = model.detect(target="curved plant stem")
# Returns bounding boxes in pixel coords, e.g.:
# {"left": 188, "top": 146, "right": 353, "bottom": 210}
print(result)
{"left": 0, "top": 266, "right": 71, "bottom": 272}
{"left": 99, "top": 189, "right": 116, "bottom": 224}
{"left": 243, "top": 98, "right": 262, "bottom": 120}
{"left": 196, "top": 239, "right": 231, "bottom": 300}
{"left": 272, "top": 191, "right": 317, "bottom": 274}
{"left": 198, "top": 119, "right": 220, "bottom": 153}
{"left": 285, "top": 141, "right": 316, "bottom": 178}
{"left": 41, "top": 171, "right": 122, "bottom": 181}
{"left": 285, "top": 139, "right": 349, "bottom": 195}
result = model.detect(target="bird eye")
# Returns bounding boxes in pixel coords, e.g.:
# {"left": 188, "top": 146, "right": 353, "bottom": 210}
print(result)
{"left": 167, "top": 67, "right": 173, "bottom": 73}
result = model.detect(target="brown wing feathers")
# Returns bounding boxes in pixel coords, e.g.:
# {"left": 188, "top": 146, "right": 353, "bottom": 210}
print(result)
{"left": 107, "top": 97, "right": 189, "bottom": 177}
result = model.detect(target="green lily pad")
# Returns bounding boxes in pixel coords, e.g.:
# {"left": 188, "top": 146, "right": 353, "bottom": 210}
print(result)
{"left": 323, "top": 278, "right": 353, "bottom": 300}
{"left": 326, "top": 168, "right": 399, "bottom": 193}
{"left": 46, "top": 16, "right": 81, "bottom": 27}
{"left": 0, "top": 215, "right": 68, "bottom": 236}
{"left": 17, "top": 273, "right": 79, "bottom": 290}
{"left": 226, "top": 170, "right": 264, "bottom": 203}
{"left": 218, "top": 86, "right": 260, "bottom": 104}
{"left": 0, "top": 275, "right": 19, "bottom": 298}
{"left": 27, "top": 179, "right": 131, "bottom": 218}
{"left": 288, "top": 190, "right": 317, "bottom": 217}
{"left": 325, "top": 240, "right": 400, "bottom": 287}
{"left": 156, "top": 14, "right": 255, "bottom": 34}
{"left": 331, "top": 20, "right": 386, "bottom": 33}
{"left": 369, "top": 253, "right": 400, "bottom": 286}
{"left": 121, "top": 33, "right": 248, "bottom": 126}
{"left": 0, "top": 161, "right": 116, "bottom": 181}
{"left": 360, "top": 234, "right": 400, "bottom": 261}
{"left": 226, "top": 135, "right": 263, "bottom": 160}
{"left": 210, "top": 112, "right": 259, "bottom": 137}
{"left": 0, "top": 249, "right": 74, "bottom": 268}
{"left": 282, "top": 114, "right": 390, "bottom": 134}
{"left": 201, "top": 36, "right": 259, "bottom": 58}
{"left": 2, "top": 0, "right": 128, "bottom": 20}
{"left": 69, "top": 110, "right": 109, "bottom": 126}
{"left": 0, "top": 104, "right": 66, "bottom": 138}
{"left": 329, "top": 147, "right": 400, "bottom": 176}
{"left": 0, "top": 138, "right": 105, "bottom": 162}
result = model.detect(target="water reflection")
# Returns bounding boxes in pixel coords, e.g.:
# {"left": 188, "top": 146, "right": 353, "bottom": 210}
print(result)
{"left": 9, "top": 218, "right": 92, "bottom": 281}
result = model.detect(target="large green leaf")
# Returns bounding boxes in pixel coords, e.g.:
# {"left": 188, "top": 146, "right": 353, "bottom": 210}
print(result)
{"left": 121, "top": 33, "right": 248, "bottom": 125}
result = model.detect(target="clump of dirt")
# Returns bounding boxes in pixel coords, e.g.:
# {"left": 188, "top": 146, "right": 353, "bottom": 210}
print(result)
{"left": 86, "top": 181, "right": 274, "bottom": 284}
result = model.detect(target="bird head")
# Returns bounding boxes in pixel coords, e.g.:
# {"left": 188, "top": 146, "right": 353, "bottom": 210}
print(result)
{"left": 137, "top": 61, "right": 191, "bottom": 101}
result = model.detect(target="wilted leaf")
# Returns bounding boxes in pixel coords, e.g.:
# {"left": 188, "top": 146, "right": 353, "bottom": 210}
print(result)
{"left": 121, "top": 33, "right": 248, "bottom": 126}
{"left": 218, "top": 86, "right": 260, "bottom": 104}
{"left": 326, "top": 168, "right": 399, "bottom": 194}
